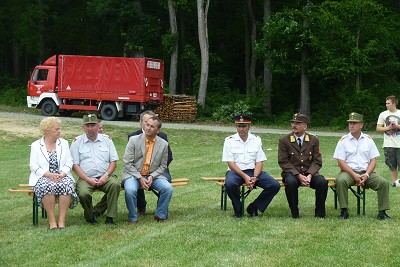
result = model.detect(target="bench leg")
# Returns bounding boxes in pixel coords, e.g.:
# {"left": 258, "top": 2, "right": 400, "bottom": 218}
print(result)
{"left": 240, "top": 186, "right": 245, "bottom": 217}
{"left": 220, "top": 185, "right": 224, "bottom": 210}
{"left": 357, "top": 186, "right": 361, "bottom": 215}
{"left": 33, "top": 195, "right": 38, "bottom": 226}
{"left": 362, "top": 187, "right": 366, "bottom": 216}
{"left": 330, "top": 187, "right": 338, "bottom": 210}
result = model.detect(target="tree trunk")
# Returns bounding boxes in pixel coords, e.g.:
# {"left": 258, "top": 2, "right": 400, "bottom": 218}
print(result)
{"left": 196, "top": 0, "right": 210, "bottom": 107}
{"left": 244, "top": 0, "right": 250, "bottom": 96}
{"left": 263, "top": 0, "right": 272, "bottom": 115}
{"left": 300, "top": 47, "right": 310, "bottom": 117}
{"left": 246, "top": 0, "right": 257, "bottom": 96}
{"left": 168, "top": 0, "right": 178, "bottom": 95}
{"left": 12, "top": 39, "right": 20, "bottom": 80}
{"left": 300, "top": 5, "right": 310, "bottom": 117}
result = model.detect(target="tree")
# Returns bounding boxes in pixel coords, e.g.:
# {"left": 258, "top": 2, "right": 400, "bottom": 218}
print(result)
{"left": 167, "top": 0, "right": 178, "bottom": 95}
{"left": 262, "top": 0, "right": 273, "bottom": 115}
{"left": 246, "top": 0, "right": 257, "bottom": 96}
{"left": 197, "top": 0, "right": 210, "bottom": 107}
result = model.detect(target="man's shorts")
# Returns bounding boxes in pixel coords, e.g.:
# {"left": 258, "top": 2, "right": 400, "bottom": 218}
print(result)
{"left": 383, "top": 147, "right": 400, "bottom": 171}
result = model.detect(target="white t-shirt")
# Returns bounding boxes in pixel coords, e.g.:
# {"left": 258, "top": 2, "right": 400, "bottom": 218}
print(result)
{"left": 377, "top": 109, "right": 400, "bottom": 148}
{"left": 222, "top": 132, "right": 267, "bottom": 170}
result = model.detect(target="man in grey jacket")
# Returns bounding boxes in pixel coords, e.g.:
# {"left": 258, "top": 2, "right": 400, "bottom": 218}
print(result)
{"left": 121, "top": 116, "right": 173, "bottom": 224}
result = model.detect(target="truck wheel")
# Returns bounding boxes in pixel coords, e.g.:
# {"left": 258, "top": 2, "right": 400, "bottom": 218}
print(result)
{"left": 100, "top": 104, "right": 118, "bottom": 121}
{"left": 41, "top": 99, "right": 58, "bottom": 116}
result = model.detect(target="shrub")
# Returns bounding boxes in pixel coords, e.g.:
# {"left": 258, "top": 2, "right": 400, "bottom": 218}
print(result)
{"left": 212, "top": 100, "right": 252, "bottom": 123}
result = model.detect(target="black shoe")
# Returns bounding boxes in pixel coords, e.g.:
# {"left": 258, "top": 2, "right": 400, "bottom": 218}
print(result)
{"left": 338, "top": 208, "right": 349, "bottom": 220}
{"left": 86, "top": 218, "right": 97, "bottom": 225}
{"left": 232, "top": 214, "right": 242, "bottom": 219}
{"left": 138, "top": 209, "right": 146, "bottom": 216}
{"left": 93, "top": 210, "right": 101, "bottom": 221}
{"left": 246, "top": 203, "right": 259, "bottom": 217}
{"left": 377, "top": 211, "right": 391, "bottom": 220}
{"left": 105, "top": 216, "right": 116, "bottom": 225}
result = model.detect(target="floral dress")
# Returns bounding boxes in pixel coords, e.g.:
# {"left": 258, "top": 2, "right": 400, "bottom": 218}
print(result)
{"left": 33, "top": 151, "right": 79, "bottom": 208}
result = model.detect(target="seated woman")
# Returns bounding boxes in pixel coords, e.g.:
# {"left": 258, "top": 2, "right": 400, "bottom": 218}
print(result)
{"left": 29, "top": 117, "right": 79, "bottom": 229}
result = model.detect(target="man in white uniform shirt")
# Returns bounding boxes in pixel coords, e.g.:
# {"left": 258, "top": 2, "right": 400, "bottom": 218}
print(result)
{"left": 333, "top": 112, "right": 390, "bottom": 220}
{"left": 222, "top": 115, "right": 280, "bottom": 218}
{"left": 376, "top": 95, "right": 400, "bottom": 187}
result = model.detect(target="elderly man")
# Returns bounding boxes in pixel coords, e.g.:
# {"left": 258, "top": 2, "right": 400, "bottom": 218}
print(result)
{"left": 334, "top": 112, "right": 390, "bottom": 220}
{"left": 122, "top": 116, "right": 173, "bottom": 224}
{"left": 222, "top": 114, "right": 280, "bottom": 218}
{"left": 278, "top": 113, "right": 328, "bottom": 218}
{"left": 127, "top": 110, "right": 173, "bottom": 215}
{"left": 70, "top": 114, "right": 120, "bottom": 225}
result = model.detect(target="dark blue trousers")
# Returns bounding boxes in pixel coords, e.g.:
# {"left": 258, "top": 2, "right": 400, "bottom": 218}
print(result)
{"left": 225, "top": 170, "right": 280, "bottom": 216}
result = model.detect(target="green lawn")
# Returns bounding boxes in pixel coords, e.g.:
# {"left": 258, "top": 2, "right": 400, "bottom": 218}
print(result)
{"left": 1, "top": 119, "right": 399, "bottom": 267}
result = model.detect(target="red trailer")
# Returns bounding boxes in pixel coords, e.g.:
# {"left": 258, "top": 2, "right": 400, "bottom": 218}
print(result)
{"left": 27, "top": 55, "right": 164, "bottom": 120}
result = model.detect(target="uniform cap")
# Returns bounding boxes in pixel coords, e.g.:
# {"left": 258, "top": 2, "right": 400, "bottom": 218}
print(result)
{"left": 347, "top": 112, "right": 363, "bottom": 122}
{"left": 83, "top": 114, "right": 98, "bottom": 125}
{"left": 233, "top": 114, "right": 252, "bottom": 124}
{"left": 290, "top": 113, "right": 309, "bottom": 124}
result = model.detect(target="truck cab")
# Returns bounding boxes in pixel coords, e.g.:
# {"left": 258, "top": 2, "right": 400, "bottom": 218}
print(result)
{"left": 27, "top": 65, "right": 59, "bottom": 115}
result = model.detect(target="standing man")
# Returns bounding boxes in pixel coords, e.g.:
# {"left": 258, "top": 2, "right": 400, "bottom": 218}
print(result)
{"left": 222, "top": 115, "right": 280, "bottom": 218}
{"left": 376, "top": 95, "right": 400, "bottom": 187}
{"left": 70, "top": 114, "right": 120, "bottom": 225}
{"left": 128, "top": 110, "right": 173, "bottom": 215}
{"left": 122, "top": 116, "right": 173, "bottom": 224}
{"left": 334, "top": 112, "right": 390, "bottom": 220}
{"left": 278, "top": 113, "right": 328, "bottom": 218}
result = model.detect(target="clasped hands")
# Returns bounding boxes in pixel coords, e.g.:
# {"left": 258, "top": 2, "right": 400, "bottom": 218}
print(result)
{"left": 46, "top": 172, "right": 66, "bottom": 183}
{"left": 139, "top": 176, "right": 153, "bottom": 190}
{"left": 245, "top": 176, "right": 257, "bottom": 190}
{"left": 298, "top": 174, "right": 312, "bottom": 186}
{"left": 354, "top": 173, "right": 368, "bottom": 186}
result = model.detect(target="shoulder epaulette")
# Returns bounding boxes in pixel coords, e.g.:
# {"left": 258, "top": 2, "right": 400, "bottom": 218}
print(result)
{"left": 339, "top": 135, "right": 346, "bottom": 141}
{"left": 225, "top": 135, "right": 234, "bottom": 140}
{"left": 101, "top": 133, "right": 112, "bottom": 140}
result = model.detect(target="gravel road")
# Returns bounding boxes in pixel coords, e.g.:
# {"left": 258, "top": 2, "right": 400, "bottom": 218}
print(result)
{"left": 0, "top": 111, "right": 381, "bottom": 138}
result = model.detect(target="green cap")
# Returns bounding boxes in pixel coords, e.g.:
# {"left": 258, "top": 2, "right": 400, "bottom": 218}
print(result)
{"left": 347, "top": 112, "right": 363, "bottom": 123}
{"left": 83, "top": 114, "right": 98, "bottom": 124}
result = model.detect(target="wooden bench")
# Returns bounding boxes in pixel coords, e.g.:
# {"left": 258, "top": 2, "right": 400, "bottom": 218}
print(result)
{"left": 201, "top": 177, "right": 366, "bottom": 217}
{"left": 8, "top": 178, "right": 189, "bottom": 226}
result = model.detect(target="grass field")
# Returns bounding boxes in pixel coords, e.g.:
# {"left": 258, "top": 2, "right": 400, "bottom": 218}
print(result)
{"left": 1, "top": 116, "right": 399, "bottom": 266}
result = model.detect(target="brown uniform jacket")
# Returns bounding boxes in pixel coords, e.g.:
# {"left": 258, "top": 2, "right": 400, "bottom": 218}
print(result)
{"left": 278, "top": 133, "right": 322, "bottom": 178}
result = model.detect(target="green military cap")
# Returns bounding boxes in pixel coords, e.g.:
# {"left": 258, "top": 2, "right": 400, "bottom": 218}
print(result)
{"left": 347, "top": 112, "right": 363, "bottom": 122}
{"left": 82, "top": 114, "right": 98, "bottom": 124}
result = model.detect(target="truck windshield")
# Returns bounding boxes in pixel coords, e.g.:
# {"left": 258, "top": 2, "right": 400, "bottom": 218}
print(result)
{"left": 33, "top": 69, "right": 48, "bottom": 81}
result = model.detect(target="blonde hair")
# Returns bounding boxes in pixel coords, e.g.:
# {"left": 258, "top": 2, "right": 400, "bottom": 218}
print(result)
{"left": 39, "top": 117, "right": 61, "bottom": 135}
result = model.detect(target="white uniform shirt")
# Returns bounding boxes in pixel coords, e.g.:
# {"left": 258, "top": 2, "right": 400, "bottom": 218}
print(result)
{"left": 70, "top": 133, "right": 119, "bottom": 178}
{"left": 333, "top": 132, "right": 380, "bottom": 172}
{"left": 376, "top": 109, "right": 400, "bottom": 148}
{"left": 222, "top": 132, "right": 267, "bottom": 170}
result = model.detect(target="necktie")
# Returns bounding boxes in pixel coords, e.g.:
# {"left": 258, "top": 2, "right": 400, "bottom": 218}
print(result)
{"left": 297, "top": 138, "right": 302, "bottom": 149}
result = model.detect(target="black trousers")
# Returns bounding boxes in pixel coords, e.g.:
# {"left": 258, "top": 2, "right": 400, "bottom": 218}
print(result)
{"left": 283, "top": 172, "right": 328, "bottom": 217}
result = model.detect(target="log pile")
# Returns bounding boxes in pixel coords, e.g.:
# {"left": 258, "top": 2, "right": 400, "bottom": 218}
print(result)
{"left": 155, "top": 94, "right": 197, "bottom": 122}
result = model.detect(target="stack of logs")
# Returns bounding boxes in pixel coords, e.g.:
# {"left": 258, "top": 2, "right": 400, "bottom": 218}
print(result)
{"left": 155, "top": 94, "right": 197, "bottom": 122}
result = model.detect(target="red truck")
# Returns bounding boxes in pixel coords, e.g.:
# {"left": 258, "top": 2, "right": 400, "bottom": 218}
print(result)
{"left": 27, "top": 55, "right": 164, "bottom": 120}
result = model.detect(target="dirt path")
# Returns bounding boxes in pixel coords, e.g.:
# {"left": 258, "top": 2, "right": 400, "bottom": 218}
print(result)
{"left": 0, "top": 111, "right": 380, "bottom": 138}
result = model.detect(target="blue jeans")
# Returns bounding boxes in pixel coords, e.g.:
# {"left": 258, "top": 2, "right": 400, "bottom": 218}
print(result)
{"left": 124, "top": 176, "right": 173, "bottom": 222}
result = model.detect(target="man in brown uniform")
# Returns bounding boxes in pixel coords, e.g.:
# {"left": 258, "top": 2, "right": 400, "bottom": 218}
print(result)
{"left": 278, "top": 113, "right": 328, "bottom": 218}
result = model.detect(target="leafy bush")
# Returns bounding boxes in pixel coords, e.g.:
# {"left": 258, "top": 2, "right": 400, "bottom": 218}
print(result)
{"left": 212, "top": 100, "right": 252, "bottom": 123}
{"left": 0, "top": 75, "right": 26, "bottom": 106}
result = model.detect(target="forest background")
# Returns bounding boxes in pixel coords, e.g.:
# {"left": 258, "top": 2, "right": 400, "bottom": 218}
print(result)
{"left": 1, "top": 0, "right": 400, "bottom": 129}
